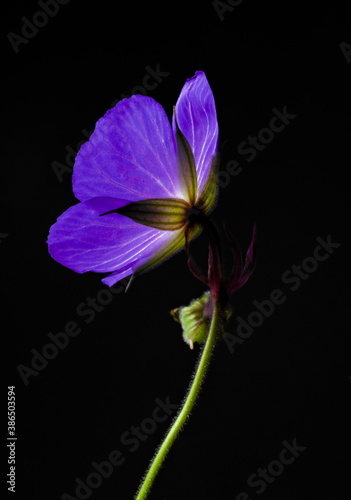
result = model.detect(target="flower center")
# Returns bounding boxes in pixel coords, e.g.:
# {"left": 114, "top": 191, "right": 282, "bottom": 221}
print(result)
{"left": 185, "top": 205, "right": 207, "bottom": 227}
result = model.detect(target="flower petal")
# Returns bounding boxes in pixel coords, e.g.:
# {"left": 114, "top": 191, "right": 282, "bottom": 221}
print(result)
{"left": 173, "top": 71, "right": 218, "bottom": 196}
{"left": 73, "top": 96, "right": 182, "bottom": 202}
{"left": 47, "top": 197, "right": 181, "bottom": 280}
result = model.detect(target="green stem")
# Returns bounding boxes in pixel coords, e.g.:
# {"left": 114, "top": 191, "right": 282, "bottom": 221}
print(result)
{"left": 134, "top": 298, "right": 224, "bottom": 500}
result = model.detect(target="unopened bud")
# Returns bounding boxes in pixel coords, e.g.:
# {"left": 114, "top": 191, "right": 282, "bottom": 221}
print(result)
{"left": 171, "top": 291, "right": 231, "bottom": 348}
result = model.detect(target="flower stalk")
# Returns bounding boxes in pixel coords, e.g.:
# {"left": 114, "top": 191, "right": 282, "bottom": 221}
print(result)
{"left": 134, "top": 216, "right": 256, "bottom": 499}
{"left": 134, "top": 295, "right": 225, "bottom": 500}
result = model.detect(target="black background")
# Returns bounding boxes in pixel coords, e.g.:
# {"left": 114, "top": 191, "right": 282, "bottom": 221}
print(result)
{"left": 2, "top": 1, "right": 351, "bottom": 499}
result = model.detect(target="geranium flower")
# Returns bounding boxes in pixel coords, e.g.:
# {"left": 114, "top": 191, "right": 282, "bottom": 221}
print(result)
{"left": 47, "top": 71, "right": 218, "bottom": 286}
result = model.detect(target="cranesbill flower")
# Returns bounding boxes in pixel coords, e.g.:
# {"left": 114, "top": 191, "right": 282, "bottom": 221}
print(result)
{"left": 47, "top": 71, "right": 258, "bottom": 500}
{"left": 47, "top": 71, "right": 218, "bottom": 286}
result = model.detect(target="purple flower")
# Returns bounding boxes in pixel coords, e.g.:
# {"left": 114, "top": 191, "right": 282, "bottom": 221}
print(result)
{"left": 47, "top": 72, "right": 218, "bottom": 286}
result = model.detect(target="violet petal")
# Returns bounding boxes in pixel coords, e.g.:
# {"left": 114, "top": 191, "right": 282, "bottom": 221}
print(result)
{"left": 73, "top": 96, "right": 182, "bottom": 203}
{"left": 172, "top": 71, "right": 218, "bottom": 196}
{"left": 47, "top": 197, "right": 179, "bottom": 279}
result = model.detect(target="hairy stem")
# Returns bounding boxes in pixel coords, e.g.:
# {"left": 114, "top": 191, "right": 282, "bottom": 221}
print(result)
{"left": 134, "top": 297, "right": 224, "bottom": 500}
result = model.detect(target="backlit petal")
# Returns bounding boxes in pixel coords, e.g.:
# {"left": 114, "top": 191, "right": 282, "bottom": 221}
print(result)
{"left": 173, "top": 71, "right": 218, "bottom": 196}
{"left": 47, "top": 197, "right": 180, "bottom": 282}
{"left": 73, "top": 96, "right": 182, "bottom": 202}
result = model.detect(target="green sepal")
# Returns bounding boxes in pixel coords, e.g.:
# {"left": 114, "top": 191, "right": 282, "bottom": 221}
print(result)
{"left": 173, "top": 110, "right": 198, "bottom": 205}
{"left": 196, "top": 153, "right": 219, "bottom": 215}
{"left": 114, "top": 198, "right": 190, "bottom": 230}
